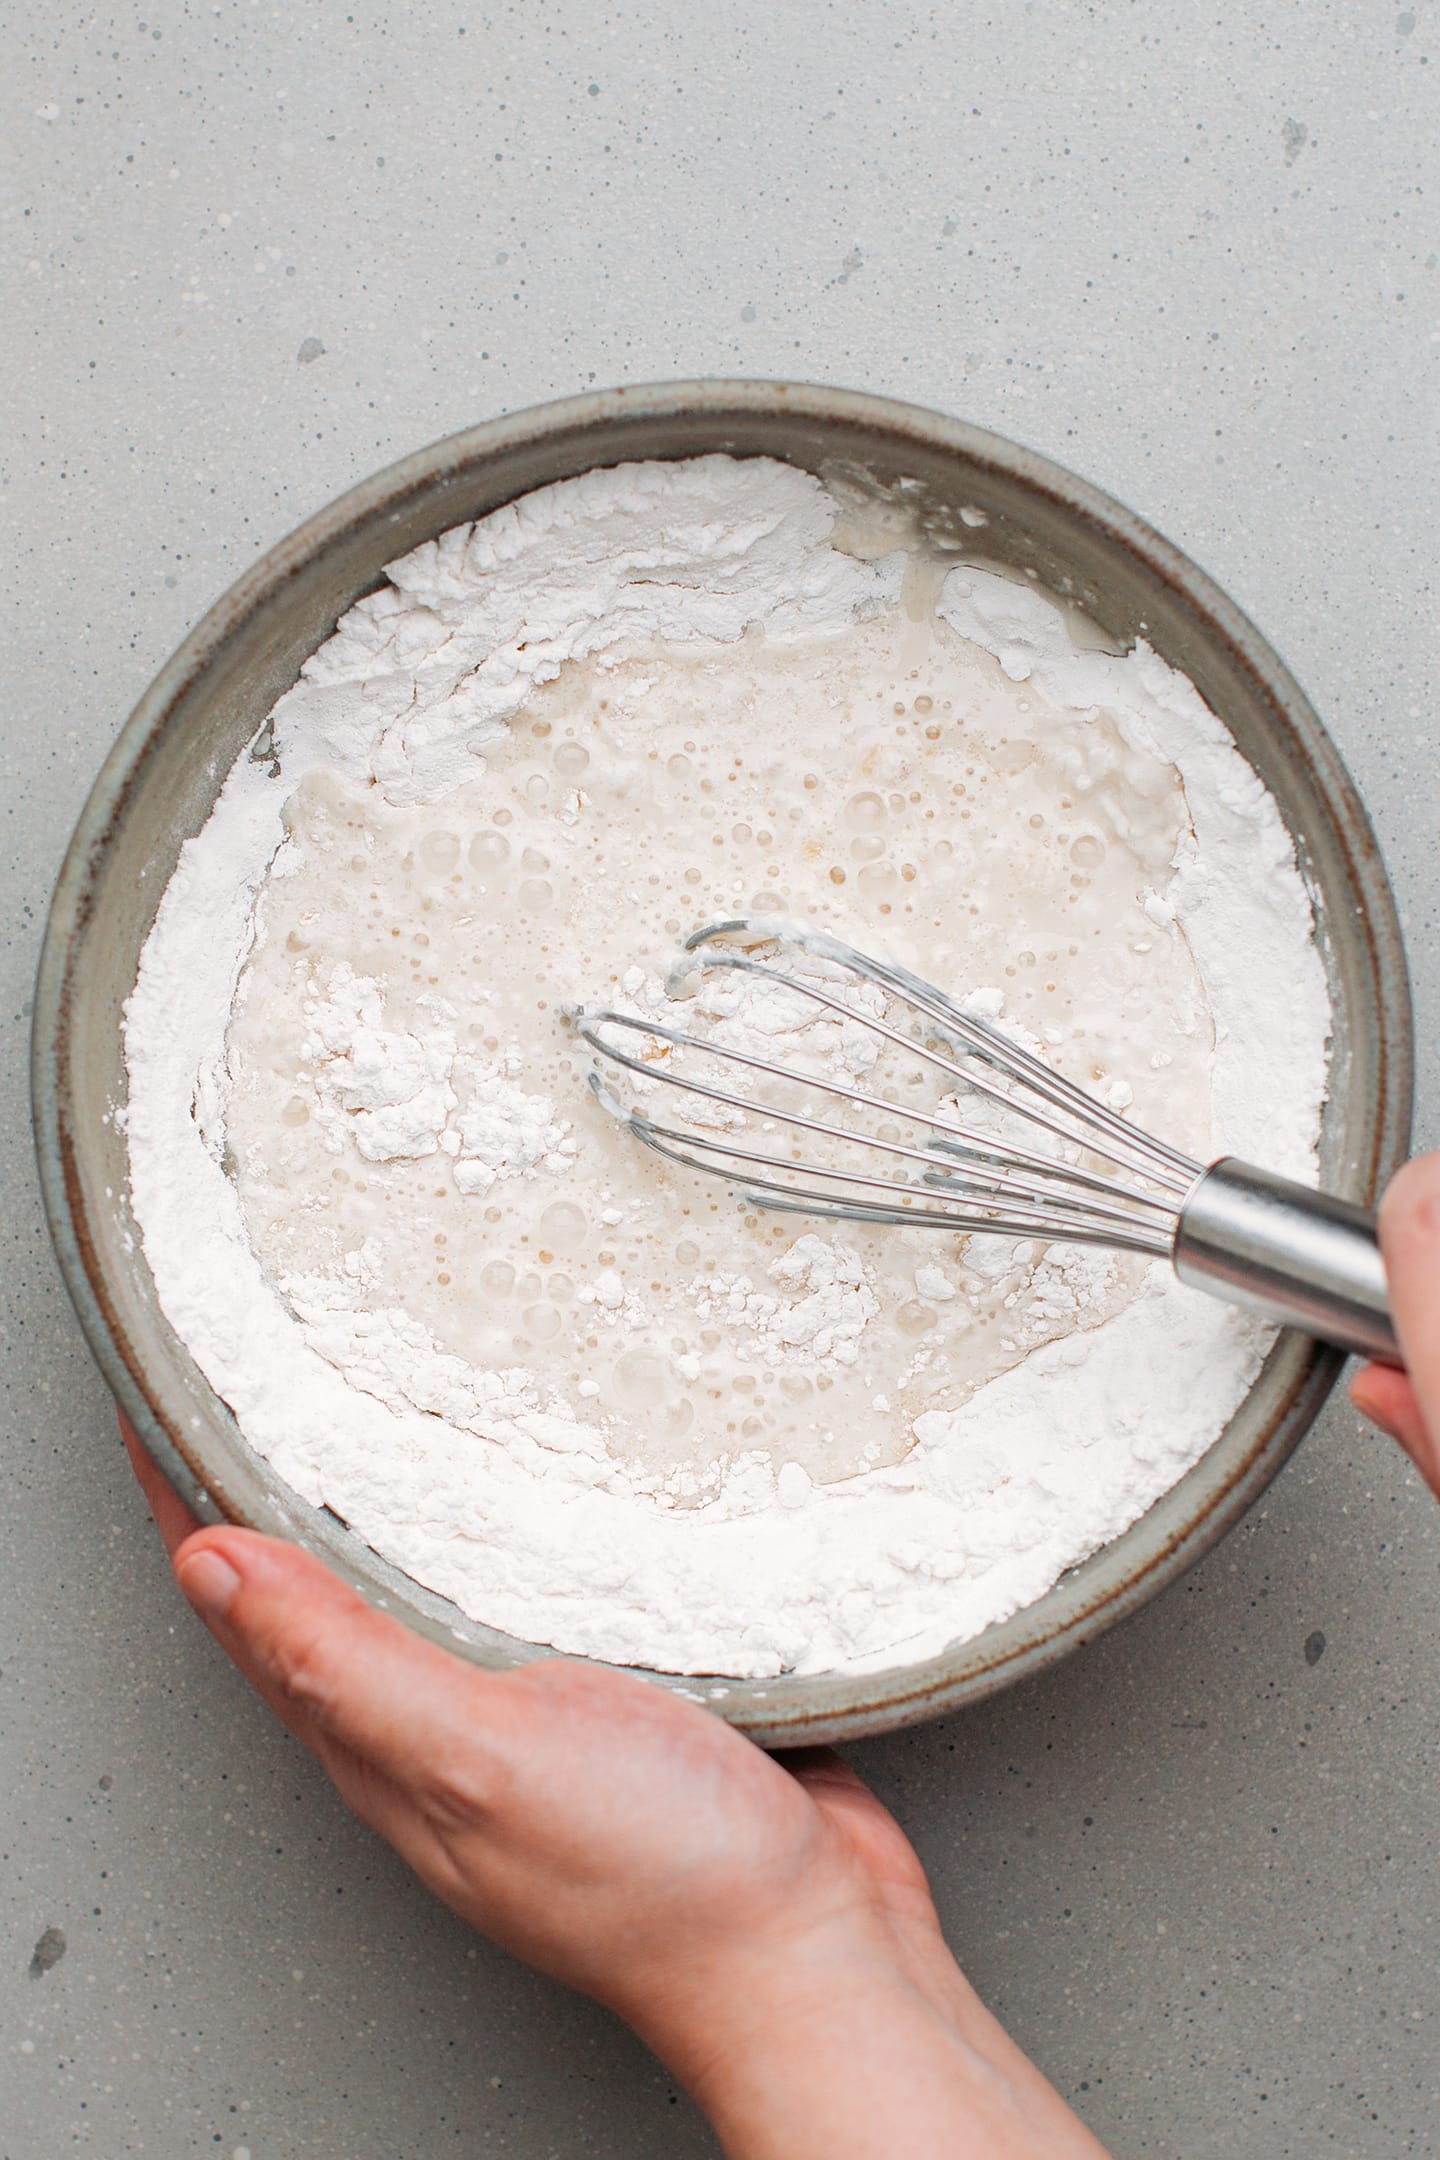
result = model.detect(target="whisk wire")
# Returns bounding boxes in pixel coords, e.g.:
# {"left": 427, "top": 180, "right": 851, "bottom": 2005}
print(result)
{"left": 685, "top": 925, "right": 1197, "bottom": 1193}
{"left": 574, "top": 918, "right": 1204, "bottom": 1257}
{"left": 610, "top": 1094, "right": 1176, "bottom": 1255}
{"left": 577, "top": 1005, "right": 1178, "bottom": 1225}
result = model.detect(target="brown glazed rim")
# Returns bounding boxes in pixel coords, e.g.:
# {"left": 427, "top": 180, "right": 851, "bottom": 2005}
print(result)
{"left": 32, "top": 379, "right": 1413, "bottom": 1745}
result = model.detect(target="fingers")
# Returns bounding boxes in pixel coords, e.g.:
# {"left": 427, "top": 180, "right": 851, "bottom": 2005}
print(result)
{"left": 1350, "top": 1362, "right": 1430, "bottom": 1452}
{"left": 171, "top": 1523, "right": 521, "bottom": 1801}
{"left": 120, "top": 1411, "right": 202, "bottom": 1555}
{"left": 1380, "top": 1155, "right": 1440, "bottom": 1387}
{"left": 1372, "top": 1155, "right": 1440, "bottom": 1490}
{"left": 1350, "top": 1364, "right": 1440, "bottom": 1497}
{"left": 122, "top": 1407, "right": 532, "bottom": 1833}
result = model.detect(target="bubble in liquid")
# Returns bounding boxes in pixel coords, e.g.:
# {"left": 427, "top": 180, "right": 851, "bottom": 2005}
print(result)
{"left": 524, "top": 1304, "right": 562, "bottom": 1341}
{"left": 850, "top": 834, "right": 885, "bottom": 863}
{"left": 1069, "top": 835, "right": 1106, "bottom": 869}
{"left": 857, "top": 861, "right": 898, "bottom": 902}
{"left": 554, "top": 741, "right": 589, "bottom": 779}
{"left": 667, "top": 753, "right": 692, "bottom": 779}
{"left": 480, "top": 1260, "right": 515, "bottom": 1298}
{"left": 847, "top": 791, "right": 886, "bottom": 829}
{"left": 613, "top": 1349, "right": 671, "bottom": 1409}
{"left": 522, "top": 845, "right": 551, "bottom": 874}
{"left": 541, "top": 1199, "right": 588, "bottom": 1248}
{"left": 420, "top": 830, "right": 460, "bottom": 874}
{"left": 674, "top": 1238, "right": 701, "bottom": 1268}
{"left": 281, "top": 1096, "right": 310, "bottom": 1126}
{"left": 469, "top": 831, "right": 510, "bottom": 873}
{"left": 547, "top": 1273, "right": 574, "bottom": 1303}
{"left": 517, "top": 878, "right": 554, "bottom": 913}
{"left": 897, "top": 1300, "right": 937, "bottom": 1336}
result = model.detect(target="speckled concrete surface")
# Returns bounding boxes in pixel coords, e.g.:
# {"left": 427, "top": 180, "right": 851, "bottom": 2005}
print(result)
{"left": 4, "top": 4, "right": 1438, "bottom": 2154}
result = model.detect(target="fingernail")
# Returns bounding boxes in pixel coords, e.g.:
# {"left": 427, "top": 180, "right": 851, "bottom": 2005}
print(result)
{"left": 176, "top": 1548, "right": 242, "bottom": 1622}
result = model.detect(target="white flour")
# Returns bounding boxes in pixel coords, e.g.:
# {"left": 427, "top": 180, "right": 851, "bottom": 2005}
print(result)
{"left": 124, "top": 456, "right": 1331, "bottom": 1679}
{"left": 302, "top": 962, "right": 575, "bottom": 1193}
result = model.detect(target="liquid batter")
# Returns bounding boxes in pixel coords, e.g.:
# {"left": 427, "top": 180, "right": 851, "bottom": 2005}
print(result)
{"left": 225, "top": 603, "right": 1212, "bottom": 1500}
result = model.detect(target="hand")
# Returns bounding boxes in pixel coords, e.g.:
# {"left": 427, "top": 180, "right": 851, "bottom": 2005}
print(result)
{"left": 1351, "top": 1154, "right": 1440, "bottom": 1494}
{"left": 124, "top": 1418, "right": 1109, "bottom": 2159}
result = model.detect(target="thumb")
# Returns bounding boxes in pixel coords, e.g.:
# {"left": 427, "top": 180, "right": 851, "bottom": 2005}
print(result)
{"left": 173, "top": 1526, "right": 524, "bottom": 1802}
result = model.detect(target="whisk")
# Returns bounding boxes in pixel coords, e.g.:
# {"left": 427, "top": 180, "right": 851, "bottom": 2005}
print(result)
{"left": 571, "top": 917, "right": 1400, "bottom": 1366}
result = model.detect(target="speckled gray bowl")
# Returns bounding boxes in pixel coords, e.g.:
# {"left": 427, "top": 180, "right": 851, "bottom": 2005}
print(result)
{"left": 32, "top": 380, "right": 1412, "bottom": 1746}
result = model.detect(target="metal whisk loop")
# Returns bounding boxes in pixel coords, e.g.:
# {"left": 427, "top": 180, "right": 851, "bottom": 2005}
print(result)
{"left": 572, "top": 916, "right": 1203, "bottom": 1257}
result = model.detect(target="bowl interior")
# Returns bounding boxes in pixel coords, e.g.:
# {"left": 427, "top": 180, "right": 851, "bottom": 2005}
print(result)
{"left": 34, "top": 381, "right": 1412, "bottom": 1744}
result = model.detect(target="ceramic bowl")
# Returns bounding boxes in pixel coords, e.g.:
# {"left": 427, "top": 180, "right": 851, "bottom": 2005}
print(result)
{"left": 32, "top": 380, "right": 1413, "bottom": 1744}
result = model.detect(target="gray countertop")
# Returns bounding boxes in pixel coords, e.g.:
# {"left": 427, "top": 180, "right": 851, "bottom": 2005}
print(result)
{"left": 5, "top": 5, "right": 1438, "bottom": 2154}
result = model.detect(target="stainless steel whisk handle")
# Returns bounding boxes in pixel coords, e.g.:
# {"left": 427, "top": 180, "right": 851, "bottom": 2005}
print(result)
{"left": 1174, "top": 1158, "right": 1401, "bottom": 1366}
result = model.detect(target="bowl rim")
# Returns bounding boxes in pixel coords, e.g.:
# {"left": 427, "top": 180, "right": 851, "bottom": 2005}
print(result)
{"left": 32, "top": 376, "right": 1414, "bottom": 1744}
